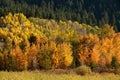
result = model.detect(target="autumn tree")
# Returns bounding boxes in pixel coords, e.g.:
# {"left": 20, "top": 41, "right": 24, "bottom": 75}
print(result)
{"left": 37, "top": 41, "right": 57, "bottom": 69}
{"left": 100, "top": 24, "right": 115, "bottom": 39}
{"left": 27, "top": 44, "right": 38, "bottom": 70}
{"left": 10, "top": 46, "right": 28, "bottom": 71}
{"left": 77, "top": 33, "right": 100, "bottom": 66}
{"left": 52, "top": 42, "right": 73, "bottom": 68}
{"left": 99, "top": 38, "right": 113, "bottom": 67}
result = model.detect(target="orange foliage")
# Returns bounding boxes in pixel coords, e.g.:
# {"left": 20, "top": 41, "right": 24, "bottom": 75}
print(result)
{"left": 11, "top": 46, "right": 28, "bottom": 71}
{"left": 77, "top": 34, "right": 100, "bottom": 65}
{"left": 91, "top": 44, "right": 100, "bottom": 64}
{"left": 27, "top": 44, "right": 38, "bottom": 69}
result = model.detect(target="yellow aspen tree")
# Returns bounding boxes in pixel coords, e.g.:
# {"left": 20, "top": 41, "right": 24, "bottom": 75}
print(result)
{"left": 52, "top": 43, "right": 73, "bottom": 68}
{"left": 99, "top": 38, "right": 113, "bottom": 66}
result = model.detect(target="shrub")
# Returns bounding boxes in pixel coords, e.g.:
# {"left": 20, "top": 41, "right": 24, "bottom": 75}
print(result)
{"left": 75, "top": 65, "right": 92, "bottom": 75}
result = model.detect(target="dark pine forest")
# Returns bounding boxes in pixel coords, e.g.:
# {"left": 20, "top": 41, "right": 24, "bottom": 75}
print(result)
{"left": 0, "top": 0, "right": 120, "bottom": 31}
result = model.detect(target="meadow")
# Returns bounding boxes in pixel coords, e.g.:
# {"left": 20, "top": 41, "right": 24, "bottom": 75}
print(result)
{"left": 0, "top": 71, "right": 120, "bottom": 80}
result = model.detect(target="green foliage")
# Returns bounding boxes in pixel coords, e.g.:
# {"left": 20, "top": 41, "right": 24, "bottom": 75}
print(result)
{"left": 111, "top": 56, "right": 119, "bottom": 69}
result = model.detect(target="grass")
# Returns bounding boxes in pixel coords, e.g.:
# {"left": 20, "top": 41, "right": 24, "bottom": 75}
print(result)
{"left": 0, "top": 70, "right": 120, "bottom": 80}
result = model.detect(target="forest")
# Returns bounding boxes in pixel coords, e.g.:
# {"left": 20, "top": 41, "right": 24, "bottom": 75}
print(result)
{"left": 0, "top": 0, "right": 120, "bottom": 31}
{"left": 0, "top": 0, "right": 120, "bottom": 75}
{"left": 0, "top": 13, "right": 120, "bottom": 72}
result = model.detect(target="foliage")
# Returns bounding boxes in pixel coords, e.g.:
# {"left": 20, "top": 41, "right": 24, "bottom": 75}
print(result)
{"left": 77, "top": 33, "right": 100, "bottom": 65}
{"left": 37, "top": 41, "right": 57, "bottom": 69}
{"left": 10, "top": 46, "right": 28, "bottom": 71}
{"left": 27, "top": 44, "right": 38, "bottom": 70}
{"left": 0, "top": 13, "right": 120, "bottom": 72}
{"left": 76, "top": 25, "right": 120, "bottom": 69}
{"left": 100, "top": 24, "right": 115, "bottom": 39}
{"left": 37, "top": 41, "right": 73, "bottom": 69}
{"left": 52, "top": 42, "right": 73, "bottom": 68}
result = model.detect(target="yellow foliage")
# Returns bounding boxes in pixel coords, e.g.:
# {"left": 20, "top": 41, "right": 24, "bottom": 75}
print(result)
{"left": 52, "top": 43, "right": 73, "bottom": 68}
{"left": 91, "top": 44, "right": 100, "bottom": 64}
{"left": 99, "top": 38, "right": 113, "bottom": 65}
{"left": 0, "top": 13, "right": 45, "bottom": 51}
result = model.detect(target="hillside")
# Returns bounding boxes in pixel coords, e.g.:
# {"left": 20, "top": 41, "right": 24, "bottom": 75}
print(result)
{"left": 0, "top": 0, "right": 120, "bottom": 31}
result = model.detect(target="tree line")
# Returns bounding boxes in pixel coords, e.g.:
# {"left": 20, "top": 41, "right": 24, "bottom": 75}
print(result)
{"left": 0, "top": 13, "right": 120, "bottom": 71}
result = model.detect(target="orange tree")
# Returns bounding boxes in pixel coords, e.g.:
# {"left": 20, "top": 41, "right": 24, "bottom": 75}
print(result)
{"left": 77, "top": 33, "right": 100, "bottom": 66}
